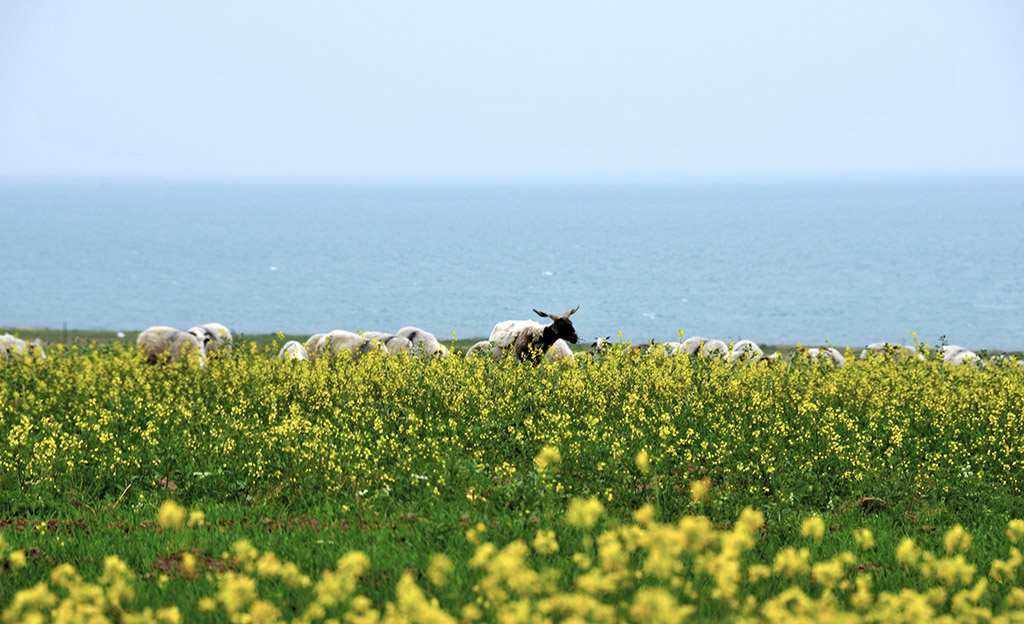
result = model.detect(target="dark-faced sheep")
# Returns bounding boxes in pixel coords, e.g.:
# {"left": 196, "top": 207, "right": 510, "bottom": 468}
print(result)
{"left": 489, "top": 306, "right": 580, "bottom": 362}
{"left": 189, "top": 323, "right": 233, "bottom": 356}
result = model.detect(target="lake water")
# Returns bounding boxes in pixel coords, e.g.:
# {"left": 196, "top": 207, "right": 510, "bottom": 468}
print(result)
{"left": 2, "top": 176, "right": 1023, "bottom": 349}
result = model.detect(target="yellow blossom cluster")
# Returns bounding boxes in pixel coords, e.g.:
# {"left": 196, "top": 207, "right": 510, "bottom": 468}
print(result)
{"left": 3, "top": 507, "right": 1024, "bottom": 623}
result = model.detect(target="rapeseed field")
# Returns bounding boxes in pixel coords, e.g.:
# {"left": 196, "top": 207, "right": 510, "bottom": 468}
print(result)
{"left": 1, "top": 340, "right": 1023, "bottom": 622}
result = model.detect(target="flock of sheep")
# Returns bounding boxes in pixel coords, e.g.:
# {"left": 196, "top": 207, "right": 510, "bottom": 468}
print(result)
{"left": 1, "top": 306, "right": 1018, "bottom": 369}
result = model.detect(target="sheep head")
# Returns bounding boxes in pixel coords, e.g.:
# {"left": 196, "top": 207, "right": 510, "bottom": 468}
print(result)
{"left": 533, "top": 306, "right": 580, "bottom": 344}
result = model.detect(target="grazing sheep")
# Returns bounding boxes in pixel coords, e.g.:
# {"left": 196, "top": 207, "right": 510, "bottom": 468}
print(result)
{"left": 396, "top": 327, "right": 448, "bottom": 358}
{"left": 136, "top": 326, "right": 207, "bottom": 366}
{"left": 942, "top": 345, "right": 980, "bottom": 367}
{"left": 189, "top": 323, "right": 233, "bottom": 356}
{"left": 859, "top": 342, "right": 923, "bottom": 361}
{"left": 320, "top": 330, "right": 382, "bottom": 359}
{"left": 278, "top": 340, "right": 309, "bottom": 361}
{"left": 729, "top": 340, "right": 764, "bottom": 363}
{"left": 489, "top": 306, "right": 580, "bottom": 362}
{"left": 681, "top": 336, "right": 730, "bottom": 358}
{"left": 465, "top": 340, "right": 492, "bottom": 360}
{"left": 657, "top": 342, "right": 685, "bottom": 356}
{"left": 805, "top": 347, "right": 846, "bottom": 368}
{"left": 545, "top": 338, "right": 575, "bottom": 364}
{"left": 362, "top": 331, "right": 413, "bottom": 356}
{"left": 306, "top": 333, "right": 328, "bottom": 357}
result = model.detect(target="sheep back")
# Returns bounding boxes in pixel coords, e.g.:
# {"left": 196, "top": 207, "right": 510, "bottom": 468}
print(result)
{"left": 306, "top": 334, "right": 328, "bottom": 357}
{"left": 363, "top": 332, "right": 413, "bottom": 356}
{"left": 279, "top": 340, "right": 309, "bottom": 361}
{"left": 397, "top": 326, "right": 447, "bottom": 358}
{"left": 489, "top": 320, "right": 543, "bottom": 360}
{"left": 466, "top": 340, "right": 491, "bottom": 360}
{"left": 137, "top": 326, "right": 206, "bottom": 365}
{"left": 325, "top": 330, "right": 379, "bottom": 359}
{"left": 545, "top": 339, "right": 575, "bottom": 364}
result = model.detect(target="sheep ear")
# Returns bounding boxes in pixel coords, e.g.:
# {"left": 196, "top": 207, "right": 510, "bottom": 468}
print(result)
{"left": 533, "top": 309, "right": 552, "bottom": 319}
{"left": 565, "top": 306, "right": 580, "bottom": 318}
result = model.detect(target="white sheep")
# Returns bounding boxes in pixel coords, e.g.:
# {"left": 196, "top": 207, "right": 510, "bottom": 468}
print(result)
{"left": 942, "top": 344, "right": 981, "bottom": 367}
{"left": 278, "top": 340, "right": 309, "bottom": 361}
{"left": 362, "top": 331, "right": 413, "bottom": 356}
{"left": 656, "top": 341, "right": 685, "bottom": 356}
{"left": 136, "top": 326, "right": 207, "bottom": 366}
{"left": 805, "top": 346, "right": 846, "bottom": 368}
{"left": 729, "top": 340, "right": 764, "bottom": 363}
{"left": 489, "top": 307, "right": 580, "bottom": 362}
{"left": 1, "top": 334, "right": 26, "bottom": 360}
{"left": 396, "top": 326, "right": 449, "bottom": 358}
{"left": 189, "top": 323, "right": 233, "bottom": 356}
{"left": 316, "top": 330, "right": 382, "bottom": 359}
{"left": 1, "top": 334, "right": 47, "bottom": 360}
{"left": 465, "top": 340, "right": 492, "bottom": 360}
{"left": 681, "top": 336, "right": 730, "bottom": 358}
{"left": 545, "top": 338, "right": 575, "bottom": 364}
{"left": 306, "top": 333, "right": 328, "bottom": 357}
{"left": 859, "top": 342, "right": 923, "bottom": 362}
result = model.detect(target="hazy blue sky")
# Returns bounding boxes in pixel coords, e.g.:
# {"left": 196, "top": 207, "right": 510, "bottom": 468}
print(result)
{"left": 1, "top": 2, "right": 1022, "bottom": 180}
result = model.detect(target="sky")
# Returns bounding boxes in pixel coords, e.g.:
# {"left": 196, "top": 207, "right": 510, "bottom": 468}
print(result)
{"left": 1, "top": 1, "right": 1022, "bottom": 181}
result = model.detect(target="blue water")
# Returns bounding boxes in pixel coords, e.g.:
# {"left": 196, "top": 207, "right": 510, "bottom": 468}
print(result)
{"left": 2, "top": 177, "right": 1023, "bottom": 349}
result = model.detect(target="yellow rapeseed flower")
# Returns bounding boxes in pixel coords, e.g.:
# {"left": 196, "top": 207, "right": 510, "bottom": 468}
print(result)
{"left": 533, "top": 529, "right": 559, "bottom": 555}
{"left": 896, "top": 537, "right": 920, "bottom": 566}
{"left": 157, "top": 500, "right": 187, "bottom": 530}
{"left": 773, "top": 547, "right": 811, "bottom": 577}
{"left": 854, "top": 528, "right": 875, "bottom": 550}
{"left": 690, "top": 478, "right": 711, "bottom": 503}
{"left": 800, "top": 516, "right": 825, "bottom": 541}
{"left": 629, "top": 587, "right": 694, "bottom": 624}
{"left": 566, "top": 497, "right": 605, "bottom": 530}
{"left": 197, "top": 597, "right": 217, "bottom": 612}
{"left": 534, "top": 445, "right": 562, "bottom": 473}
{"left": 943, "top": 524, "right": 971, "bottom": 554}
{"left": 427, "top": 553, "right": 454, "bottom": 587}
{"left": 8, "top": 549, "right": 27, "bottom": 569}
{"left": 1007, "top": 519, "right": 1024, "bottom": 544}
{"left": 635, "top": 449, "right": 650, "bottom": 474}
